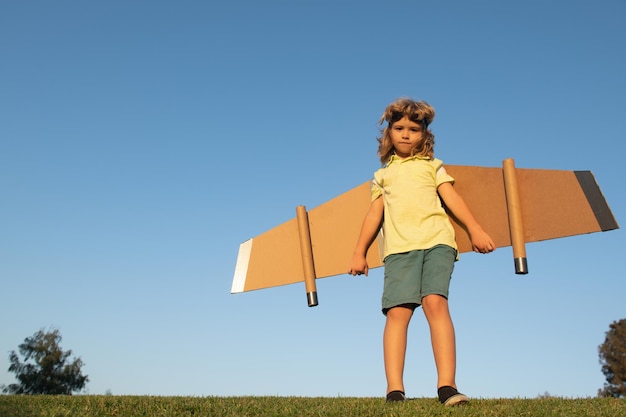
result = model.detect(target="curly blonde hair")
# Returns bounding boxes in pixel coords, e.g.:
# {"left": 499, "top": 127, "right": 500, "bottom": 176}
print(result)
{"left": 377, "top": 98, "right": 436, "bottom": 165}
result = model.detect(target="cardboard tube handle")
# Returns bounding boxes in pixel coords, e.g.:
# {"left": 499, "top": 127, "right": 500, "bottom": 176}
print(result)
{"left": 503, "top": 158, "right": 528, "bottom": 274}
{"left": 296, "top": 205, "right": 319, "bottom": 306}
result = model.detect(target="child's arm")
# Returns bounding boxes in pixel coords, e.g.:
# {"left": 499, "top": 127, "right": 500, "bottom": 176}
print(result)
{"left": 349, "top": 196, "right": 384, "bottom": 276}
{"left": 437, "top": 182, "right": 495, "bottom": 254}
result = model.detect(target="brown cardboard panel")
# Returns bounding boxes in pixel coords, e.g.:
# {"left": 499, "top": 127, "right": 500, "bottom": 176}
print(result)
{"left": 517, "top": 169, "right": 601, "bottom": 241}
{"left": 308, "top": 181, "right": 383, "bottom": 279}
{"left": 241, "top": 218, "right": 303, "bottom": 292}
{"left": 232, "top": 164, "right": 618, "bottom": 293}
{"left": 446, "top": 166, "right": 617, "bottom": 247}
{"left": 444, "top": 166, "right": 511, "bottom": 253}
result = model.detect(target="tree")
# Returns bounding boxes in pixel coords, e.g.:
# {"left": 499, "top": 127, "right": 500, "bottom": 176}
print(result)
{"left": 598, "top": 318, "right": 626, "bottom": 398}
{"left": 2, "top": 328, "right": 88, "bottom": 395}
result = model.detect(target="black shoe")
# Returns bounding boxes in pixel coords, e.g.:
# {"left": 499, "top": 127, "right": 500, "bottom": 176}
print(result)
{"left": 437, "top": 386, "right": 469, "bottom": 406}
{"left": 386, "top": 390, "right": 406, "bottom": 402}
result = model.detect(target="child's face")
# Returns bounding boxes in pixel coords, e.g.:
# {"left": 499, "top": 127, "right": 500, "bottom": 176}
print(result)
{"left": 390, "top": 116, "right": 423, "bottom": 159}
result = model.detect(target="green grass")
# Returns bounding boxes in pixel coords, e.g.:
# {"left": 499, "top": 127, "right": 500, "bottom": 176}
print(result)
{"left": 0, "top": 396, "right": 624, "bottom": 417}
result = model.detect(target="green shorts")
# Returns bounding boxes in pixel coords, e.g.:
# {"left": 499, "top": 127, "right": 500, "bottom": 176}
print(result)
{"left": 381, "top": 244, "right": 457, "bottom": 315}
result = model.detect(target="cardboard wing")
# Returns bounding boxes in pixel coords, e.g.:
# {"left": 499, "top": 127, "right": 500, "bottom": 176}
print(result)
{"left": 231, "top": 159, "right": 618, "bottom": 305}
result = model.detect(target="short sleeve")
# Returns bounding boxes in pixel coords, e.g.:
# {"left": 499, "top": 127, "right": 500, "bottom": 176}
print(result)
{"left": 370, "top": 178, "right": 382, "bottom": 201}
{"left": 436, "top": 165, "right": 455, "bottom": 186}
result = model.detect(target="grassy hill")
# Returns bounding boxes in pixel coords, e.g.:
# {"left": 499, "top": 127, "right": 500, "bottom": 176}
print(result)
{"left": 1, "top": 395, "right": 625, "bottom": 417}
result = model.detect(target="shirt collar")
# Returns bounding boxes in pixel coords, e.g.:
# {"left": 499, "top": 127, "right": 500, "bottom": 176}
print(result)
{"left": 388, "top": 154, "right": 431, "bottom": 164}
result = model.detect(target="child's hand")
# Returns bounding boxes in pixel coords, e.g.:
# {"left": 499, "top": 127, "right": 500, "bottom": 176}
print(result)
{"left": 349, "top": 254, "right": 369, "bottom": 276}
{"left": 469, "top": 228, "right": 496, "bottom": 254}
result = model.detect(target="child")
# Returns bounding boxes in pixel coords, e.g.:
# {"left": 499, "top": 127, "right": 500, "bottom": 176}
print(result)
{"left": 349, "top": 98, "right": 494, "bottom": 406}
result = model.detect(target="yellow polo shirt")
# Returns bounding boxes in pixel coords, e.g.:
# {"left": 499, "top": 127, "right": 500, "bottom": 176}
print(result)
{"left": 371, "top": 155, "right": 457, "bottom": 260}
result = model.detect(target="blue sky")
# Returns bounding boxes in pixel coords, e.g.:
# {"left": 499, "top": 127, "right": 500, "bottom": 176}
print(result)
{"left": 1, "top": 0, "right": 624, "bottom": 399}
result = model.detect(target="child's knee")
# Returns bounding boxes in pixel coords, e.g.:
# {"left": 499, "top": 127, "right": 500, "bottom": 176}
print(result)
{"left": 421, "top": 294, "right": 449, "bottom": 315}
{"left": 386, "top": 305, "right": 414, "bottom": 322}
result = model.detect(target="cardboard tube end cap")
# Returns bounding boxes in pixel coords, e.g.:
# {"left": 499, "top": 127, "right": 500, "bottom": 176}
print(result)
{"left": 514, "top": 257, "right": 528, "bottom": 275}
{"left": 307, "top": 292, "right": 318, "bottom": 307}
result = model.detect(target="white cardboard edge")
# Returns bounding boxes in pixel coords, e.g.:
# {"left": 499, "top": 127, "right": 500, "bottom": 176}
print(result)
{"left": 231, "top": 239, "right": 253, "bottom": 293}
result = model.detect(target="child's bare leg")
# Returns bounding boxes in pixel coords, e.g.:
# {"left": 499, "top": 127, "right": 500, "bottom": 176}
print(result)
{"left": 422, "top": 294, "right": 457, "bottom": 389}
{"left": 383, "top": 306, "right": 413, "bottom": 394}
